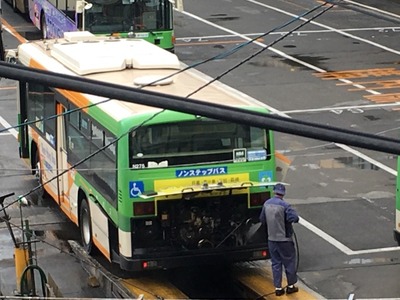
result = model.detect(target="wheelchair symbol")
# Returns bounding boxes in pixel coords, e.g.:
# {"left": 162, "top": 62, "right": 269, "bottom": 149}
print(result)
{"left": 129, "top": 181, "right": 144, "bottom": 198}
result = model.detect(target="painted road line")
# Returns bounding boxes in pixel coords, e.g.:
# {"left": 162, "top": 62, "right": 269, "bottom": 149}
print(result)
{"left": 180, "top": 6, "right": 400, "bottom": 256}
{"left": 3, "top": 0, "right": 399, "bottom": 258}
{"left": 343, "top": 0, "right": 400, "bottom": 20}
{"left": 1, "top": 19, "right": 28, "bottom": 44}
{"left": 176, "top": 39, "right": 264, "bottom": 46}
{"left": 246, "top": 0, "right": 400, "bottom": 56}
{"left": 0, "top": 117, "right": 17, "bottom": 138}
{"left": 347, "top": 81, "right": 400, "bottom": 91}
{"left": 175, "top": 26, "right": 400, "bottom": 42}
{"left": 315, "top": 68, "right": 400, "bottom": 79}
{"left": 365, "top": 93, "right": 400, "bottom": 104}
{"left": 300, "top": 217, "right": 400, "bottom": 255}
{"left": 314, "top": 69, "right": 400, "bottom": 106}
{"left": 279, "top": 102, "right": 400, "bottom": 114}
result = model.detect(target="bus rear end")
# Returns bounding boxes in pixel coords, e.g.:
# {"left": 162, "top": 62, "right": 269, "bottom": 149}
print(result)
{"left": 119, "top": 114, "right": 275, "bottom": 271}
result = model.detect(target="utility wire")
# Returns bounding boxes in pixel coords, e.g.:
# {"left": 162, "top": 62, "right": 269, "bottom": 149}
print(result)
{"left": 0, "top": 2, "right": 391, "bottom": 291}
{"left": 0, "top": 1, "right": 346, "bottom": 211}
{"left": 141, "top": 0, "right": 333, "bottom": 86}
{"left": 0, "top": 0, "right": 330, "bottom": 135}
{"left": 0, "top": 97, "right": 112, "bottom": 135}
{"left": 1, "top": 60, "right": 399, "bottom": 155}
{"left": 0, "top": 2, "right": 382, "bottom": 299}
{"left": 0, "top": 109, "right": 165, "bottom": 213}
{"left": 0, "top": 2, "right": 347, "bottom": 205}
{"left": 0, "top": 1, "right": 400, "bottom": 227}
{"left": 0, "top": 2, "right": 338, "bottom": 184}
{"left": 186, "top": 2, "right": 337, "bottom": 98}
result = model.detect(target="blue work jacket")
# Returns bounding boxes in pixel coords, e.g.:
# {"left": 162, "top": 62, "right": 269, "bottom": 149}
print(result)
{"left": 259, "top": 196, "right": 299, "bottom": 242}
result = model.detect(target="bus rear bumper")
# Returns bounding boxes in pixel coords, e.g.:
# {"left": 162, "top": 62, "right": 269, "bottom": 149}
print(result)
{"left": 118, "top": 246, "right": 269, "bottom": 271}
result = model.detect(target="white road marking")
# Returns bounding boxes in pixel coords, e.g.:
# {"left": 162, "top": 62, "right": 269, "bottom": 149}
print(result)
{"left": 280, "top": 102, "right": 400, "bottom": 114}
{"left": 176, "top": 27, "right": 400, "bottom": 41}
{"left": 245, "top": 0, "right": 400, "bottom": 56}
{"left": 343, "top": 0, "right": 400, "bottom": 20}
{"left": 0, "top": 117, "right": 18, "bottom": 138}
{"left": 180, "top": 2, "right": 400, "bottom": 254}
{"left": 301, "top": 216, "right": 400, "bottom": 255}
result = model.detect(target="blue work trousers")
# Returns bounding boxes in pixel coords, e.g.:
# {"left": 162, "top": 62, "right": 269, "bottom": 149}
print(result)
{"left": 268, "top": 240, "right": 297, "bottom": 288}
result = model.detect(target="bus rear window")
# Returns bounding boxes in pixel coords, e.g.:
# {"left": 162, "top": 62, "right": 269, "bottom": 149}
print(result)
{"left": 129, "top": 119, "right": 270, "bottom": 168}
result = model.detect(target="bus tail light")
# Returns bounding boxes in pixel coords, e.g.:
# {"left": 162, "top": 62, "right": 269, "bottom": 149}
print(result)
{"left": 134, "top": 201, "right": 155, "bottom": 216}
{"left": 252, "top": 250, "right": 268, "bottom": 259}
{"left": 250, "top": 191, "right": 270, "bottom": 207}
{"left": 142, "top": 260, "right": 158, "bottom": 269}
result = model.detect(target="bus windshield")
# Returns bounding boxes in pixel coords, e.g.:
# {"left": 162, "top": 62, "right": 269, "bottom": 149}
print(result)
{"left": 129, "top": 119, "right": 271, "bottom": 168}
{"left": 86, "top": 0, "right": 172, "bottom": 34}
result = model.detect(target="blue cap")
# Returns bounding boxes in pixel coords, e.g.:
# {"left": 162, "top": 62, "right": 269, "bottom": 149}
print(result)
{"left": 273, "top": 183, "right": 286, "bottom": 196}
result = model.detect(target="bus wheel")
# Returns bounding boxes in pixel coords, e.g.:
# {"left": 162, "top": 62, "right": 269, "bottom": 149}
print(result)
{"left": 80, "top": 198, "right": 95, "bottom": 254}
{"left": 41, "top": 15, "right": 48, "bottom": 39}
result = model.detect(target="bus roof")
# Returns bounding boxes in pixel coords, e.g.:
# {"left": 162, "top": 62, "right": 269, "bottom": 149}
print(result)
{"left": 18, "top": 32, "right": 268, "bottom": 122}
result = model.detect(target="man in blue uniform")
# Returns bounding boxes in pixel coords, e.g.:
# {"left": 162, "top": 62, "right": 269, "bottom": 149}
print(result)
{"left": 259, "top": 183, "right": 300, "bottom": 296}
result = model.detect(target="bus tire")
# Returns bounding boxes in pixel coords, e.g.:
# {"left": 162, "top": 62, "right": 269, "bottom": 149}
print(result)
{"left": 80, "top": 198, "right": 95, "bottom": 254}
{"left": 41, "top": 14, "right": 48, "bottom": 39}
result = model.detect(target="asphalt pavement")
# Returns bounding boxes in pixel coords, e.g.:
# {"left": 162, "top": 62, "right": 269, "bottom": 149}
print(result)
{"left": 1, "top": 0, "right": 400, "bottom": 299}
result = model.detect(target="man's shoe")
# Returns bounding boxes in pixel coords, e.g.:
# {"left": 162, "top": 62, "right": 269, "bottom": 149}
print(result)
{"left": 286, "top": 285, "right": 299, "bottom": 294}
{"left": 275, "top": 288, "right": 285, "bottom": 296}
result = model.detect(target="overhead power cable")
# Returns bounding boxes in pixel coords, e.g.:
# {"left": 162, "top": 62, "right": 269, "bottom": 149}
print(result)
{"left": 149, "top": 0, "right": 335, "bottom": 86}
{"left": 0, "top": 0, "right": 334, "bottom": 136}
{"left": 186, "top": 1, "right": 336, "bottom": 98}
{"left": 0, "top": 61, "right": 400, "bottom": 155}
{"left": 0, "top": 1, "right": 341, "bottom": 210}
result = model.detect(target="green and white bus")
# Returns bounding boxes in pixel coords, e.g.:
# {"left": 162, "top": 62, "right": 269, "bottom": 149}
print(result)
{"left": 16, "top": 32, "right": 277, "bottom": 271}
{"left": 27, "top": 0, "right": 174, "bottom": 51}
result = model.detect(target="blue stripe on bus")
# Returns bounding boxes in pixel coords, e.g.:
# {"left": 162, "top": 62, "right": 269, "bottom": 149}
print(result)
{"left": 175, "top": 167, "right": 228, "bottom": 178}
